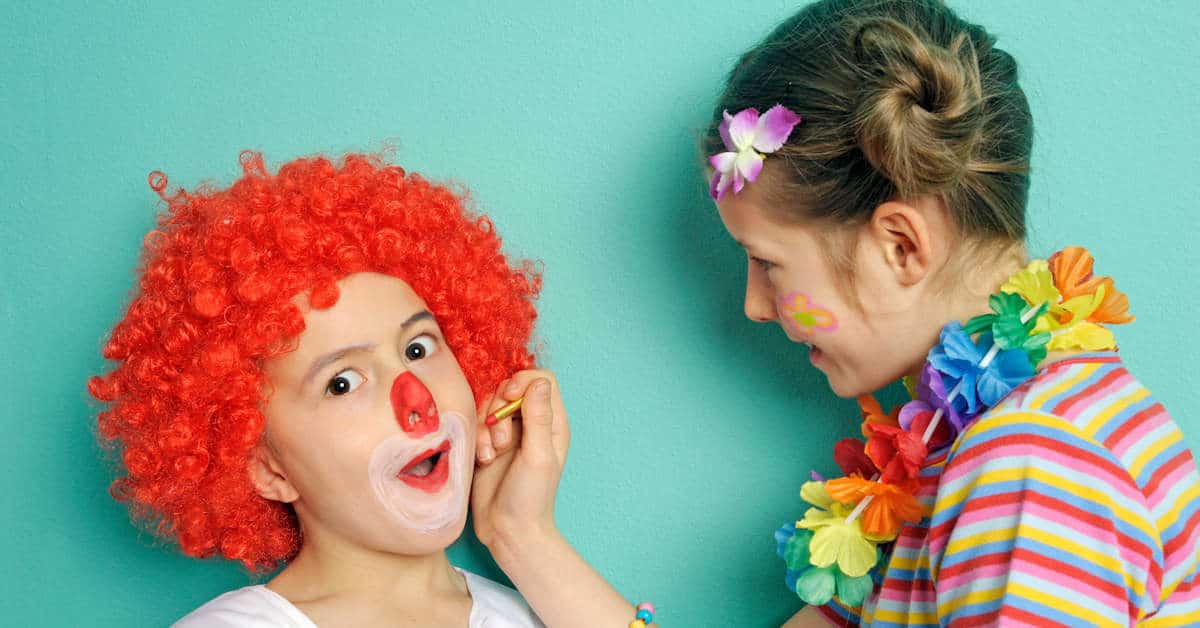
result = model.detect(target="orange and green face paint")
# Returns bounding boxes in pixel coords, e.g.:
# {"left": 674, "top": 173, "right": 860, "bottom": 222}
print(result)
{"left": 777, "top": 291, "right": 839, "bottom": 335}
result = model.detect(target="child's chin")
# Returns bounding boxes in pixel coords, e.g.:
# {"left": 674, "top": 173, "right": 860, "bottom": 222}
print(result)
{"left": 386, "top": 513, "right": 468, "bottom": 555}
{"left": 824, "top": 371, "right": 863, "bottom": 399}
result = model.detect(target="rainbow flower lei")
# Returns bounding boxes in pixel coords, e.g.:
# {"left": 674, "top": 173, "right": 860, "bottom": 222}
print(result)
{"left": 775, "top": 247, "right": 1135, "bottom": 606}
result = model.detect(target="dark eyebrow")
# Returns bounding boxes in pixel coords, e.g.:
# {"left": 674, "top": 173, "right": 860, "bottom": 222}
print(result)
{"left": 400, "top": 310, "right": 435, "bottom": 334}
{"left": 298, "top": 310, "right": 435, "bottom": 391}
{"left": 301, "top": 343, "right": 377, "bottom": 391}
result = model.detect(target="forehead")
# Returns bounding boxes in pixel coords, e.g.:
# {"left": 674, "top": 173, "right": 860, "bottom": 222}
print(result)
{"left": 302, "top": 273, "right": 425, "bottom": 333}
{"left": 269, "top": 272, "right": 429, "bottom": 371}
{"left": 716, "top": 187, "right": 817, "bottom": 253}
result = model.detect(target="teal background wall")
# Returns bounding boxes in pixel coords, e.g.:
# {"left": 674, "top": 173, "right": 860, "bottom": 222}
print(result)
{"left": 3, "top": 1, "right": 1198, "bottom": 625}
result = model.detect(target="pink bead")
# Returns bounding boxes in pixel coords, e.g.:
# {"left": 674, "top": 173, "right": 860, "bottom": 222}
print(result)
{"left": 637, "top": 602, "right": 656, "bottom": 614}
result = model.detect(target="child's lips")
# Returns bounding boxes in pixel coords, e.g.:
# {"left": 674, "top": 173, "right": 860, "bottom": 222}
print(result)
{"left": 799, "top": 340, "right": 827, "bottom": 367}
{"left": 397, "top": 439, "right": 452, "bottom": 493}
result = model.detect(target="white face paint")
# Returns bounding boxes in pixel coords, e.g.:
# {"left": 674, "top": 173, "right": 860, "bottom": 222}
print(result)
{"left": 367, "top": 410, "right": 471, "bottom": 534}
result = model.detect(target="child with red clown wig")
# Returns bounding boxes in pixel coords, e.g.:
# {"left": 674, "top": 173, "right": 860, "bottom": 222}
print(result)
{"left": 89, "top": 151, "right": 550, "bottom": 627}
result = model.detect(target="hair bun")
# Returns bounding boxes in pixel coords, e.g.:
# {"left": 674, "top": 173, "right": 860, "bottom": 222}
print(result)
{"left": 852, "top": 18, "right": 984, "bottom": 196}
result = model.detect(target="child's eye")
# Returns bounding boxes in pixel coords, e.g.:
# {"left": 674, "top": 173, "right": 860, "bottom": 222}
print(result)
{"left": 404, "top": 334, "right": 437, "bottom": 361}
{"left": 752, "top": 256, "right": 776, "bottom": 272}
{"left": 326, "top": 369, "right": 365, "bottom": 396}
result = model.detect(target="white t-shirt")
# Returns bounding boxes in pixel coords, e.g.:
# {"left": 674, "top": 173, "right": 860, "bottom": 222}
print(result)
{"left": 173, "top": 569, "right": 544, "bottom": 628}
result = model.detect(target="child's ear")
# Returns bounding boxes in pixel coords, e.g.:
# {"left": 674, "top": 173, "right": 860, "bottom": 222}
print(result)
{"left": 249, "top": 440, "right": 300, "bottom": 503}
{"left": 867, "top": 197, "right": 945, "bottom": 287}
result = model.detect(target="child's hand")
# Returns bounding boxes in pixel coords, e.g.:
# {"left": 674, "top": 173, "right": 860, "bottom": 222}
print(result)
{"left": 471, "top": 370, "right": 570, "bottom": 552}
{"left": 471, "top": 372, "right": 651, "bottom": 627}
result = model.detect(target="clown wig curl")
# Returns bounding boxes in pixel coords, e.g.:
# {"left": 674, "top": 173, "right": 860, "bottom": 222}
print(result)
{"left": 89, "top": 151, "right": 540, "bottom": 570}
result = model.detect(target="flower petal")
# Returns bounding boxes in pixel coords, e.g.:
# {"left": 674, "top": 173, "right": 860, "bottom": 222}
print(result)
{"left": 785, "top": 568, "right": 804, "bottom": 594}
{"left": 862, "top": 487, "right": 923, "bottom": 539}
{"left": 899, "top": 399, "right": 954, "bottom": 449}
{"left": 783, "top": 529, "right": 814, "bottom": 570}
{"left": 775, "top": 521, "right": 796, "bottom": 558}
{"left": 731, "top": 168, "right": 746, "bottom": 195}
{"left": 976, "top": 345, "right": 1034, "bottom": 407}
{"left": 1089, "top": 278, "right": 1134, "bottom": 325}
{"left": 864, "top": 431, "right": 898, "bottom": 473}
{"left": 795, "top": 566, "right": 837, "bottom": 605}
{"left": 710, "top": 171, "right": 734, "bottom": 201}
{"left": 894, "top": 432, "right": 928, "bottom": 472}
{"left": 826, "top": 476, "right": 874, "bottom": 504}
{"left": 735, "top": 149, "right": 764, "bottom": 183}
{"left": 727, "top": 108, "right": 760, "bottom": 151}
{"left": 800, "top": 481, "right": 835, "bottom": 510}
{"left": 1060, "top": 284, "right": 1107, "bottom": 322}
{"left": 834, "top": 438, "right": 877, "bottom": 477}
{"left": 835, "top": 572, "right": 875, "bottom": 607}
{"left": 1002, "top": 259, "right": 1061, "bottom": 307}
{"left": 752, "top": 104, "right": 802, "bottom": 153}
{"left": 1047, "top": 321, "right": 1117, "bottom": 351}
{"left": 797, "top": 505, "right": 840, "bottom": 530}
{"left": 719, "top": 110, "right": 736, "bottom": 152}
{"left": 1049, "top": 246, "right": 1103, "bottom": 300}
{"left": 917, "top": 364, "right": 964, "bottom": 433}
{"left": 811, "top": 524, "right": 877, "bottom": 577}
{"left": 708, "top": 151, "right": 736, "bottom": 174}
{"left": 858, "top": 394, "right": 884, "bottom": 422}
{"left": 942, "top": 321, "right": 985, "bottom": 363}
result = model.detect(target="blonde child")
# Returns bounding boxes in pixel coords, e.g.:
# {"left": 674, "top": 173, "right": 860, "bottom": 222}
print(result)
{"left": 471, "top": 1, "right": 1200, "bottom": 625}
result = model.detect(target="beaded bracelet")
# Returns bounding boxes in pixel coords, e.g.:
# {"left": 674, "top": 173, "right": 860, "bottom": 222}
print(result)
{"left": 629, "top": 602, "right": 655, "bottom": 627}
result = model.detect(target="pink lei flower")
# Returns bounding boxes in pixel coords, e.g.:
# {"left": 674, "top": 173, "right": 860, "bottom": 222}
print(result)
{"left": 709, "top": 105, "right": 802, "bottom": 200}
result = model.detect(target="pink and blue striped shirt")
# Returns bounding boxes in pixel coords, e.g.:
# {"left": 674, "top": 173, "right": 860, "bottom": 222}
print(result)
{"left": 819, "top": 352, "right": 1200, "bottom": 626}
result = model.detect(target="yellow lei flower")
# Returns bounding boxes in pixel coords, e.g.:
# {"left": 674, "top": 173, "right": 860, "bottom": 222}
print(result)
{"left": 1034, "top": 283, "right": 1118, "bottom": 351}
{"left": 1001, "top": 259, "right": 1060, "bottom": 307}
{"left": 1002, "top": 253, "right": 1127, "bottom": 352}
{"left": 797, "top": 503, "right": 878, "bottom": 578}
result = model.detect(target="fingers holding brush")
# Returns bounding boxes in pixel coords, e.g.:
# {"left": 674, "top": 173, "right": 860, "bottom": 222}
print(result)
{"left": 476, "top": 369, "right": 569, "bottom": 465}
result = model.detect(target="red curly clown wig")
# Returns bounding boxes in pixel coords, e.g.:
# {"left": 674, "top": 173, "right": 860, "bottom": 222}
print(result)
{"left": 88, "top": 151, "right": 540, "bottom": 570}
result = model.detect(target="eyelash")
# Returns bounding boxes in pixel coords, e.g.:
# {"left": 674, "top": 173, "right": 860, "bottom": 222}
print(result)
{"left": 752, "top": 257, "right": 776, "bottom": 272}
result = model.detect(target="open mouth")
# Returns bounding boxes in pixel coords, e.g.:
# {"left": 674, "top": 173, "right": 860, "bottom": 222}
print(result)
{"left": 397, "top": 439, "right": 451, "bottom": 493}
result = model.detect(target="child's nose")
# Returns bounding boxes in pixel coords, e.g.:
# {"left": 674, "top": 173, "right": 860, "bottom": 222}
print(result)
{"left": 390, "top": 372, "right": 439, "bottom": 437}
{"left": 744, "top": 283, "right": 777, "bottom": 323}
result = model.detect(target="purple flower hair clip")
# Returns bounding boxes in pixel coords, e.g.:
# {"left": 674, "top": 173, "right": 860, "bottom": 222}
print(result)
{"left": 708, "top": 104, "right": 802, "bottom": 201}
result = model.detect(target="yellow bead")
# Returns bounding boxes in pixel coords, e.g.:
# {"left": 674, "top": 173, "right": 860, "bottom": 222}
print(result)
{"left": 629, "top": 621, "right": 647, "bottom": 628}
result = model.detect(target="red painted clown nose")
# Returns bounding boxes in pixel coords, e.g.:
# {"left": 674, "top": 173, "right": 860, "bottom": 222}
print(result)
{"left": 390, "top": 372, "right": 439, "bottom": 437}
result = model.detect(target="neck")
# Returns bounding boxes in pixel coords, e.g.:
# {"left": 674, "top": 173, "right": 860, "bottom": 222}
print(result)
{"left": 904, "top": 252, "right": 1026, "bottom": 383}
{"left": 268, "top": 518, "right": 465, "bottom": 606}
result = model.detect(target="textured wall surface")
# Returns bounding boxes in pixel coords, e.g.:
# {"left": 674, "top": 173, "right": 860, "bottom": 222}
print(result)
{"left": 2, "top": 1, "right": 1197, "bottom": 625}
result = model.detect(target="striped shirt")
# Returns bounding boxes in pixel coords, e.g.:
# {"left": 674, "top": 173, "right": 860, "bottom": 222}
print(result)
{"left": 819, "top": 352, "right": 1200, "bottom": 626}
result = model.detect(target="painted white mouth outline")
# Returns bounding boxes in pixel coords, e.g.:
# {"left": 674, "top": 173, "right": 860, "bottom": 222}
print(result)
{"left": 367, "top": 411, "right": 472, "bottom": 535}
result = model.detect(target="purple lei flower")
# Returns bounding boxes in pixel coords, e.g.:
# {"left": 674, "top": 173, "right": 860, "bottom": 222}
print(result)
{"left": 927, "top": 322, "right": 1035, "bottom": 417}
{"left": 708, "top": 105, "right": 802, "bottom": 200}
{"left": 898, "top": 363, "right": 966, "bottom": 443}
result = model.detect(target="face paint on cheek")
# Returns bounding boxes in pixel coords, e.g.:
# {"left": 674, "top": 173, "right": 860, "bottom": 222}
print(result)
{"left": 777, "top": 291, "right": 839, "bottom": 335}
{"left": 367, "top": 411, "right": 471, "bottom": 535}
